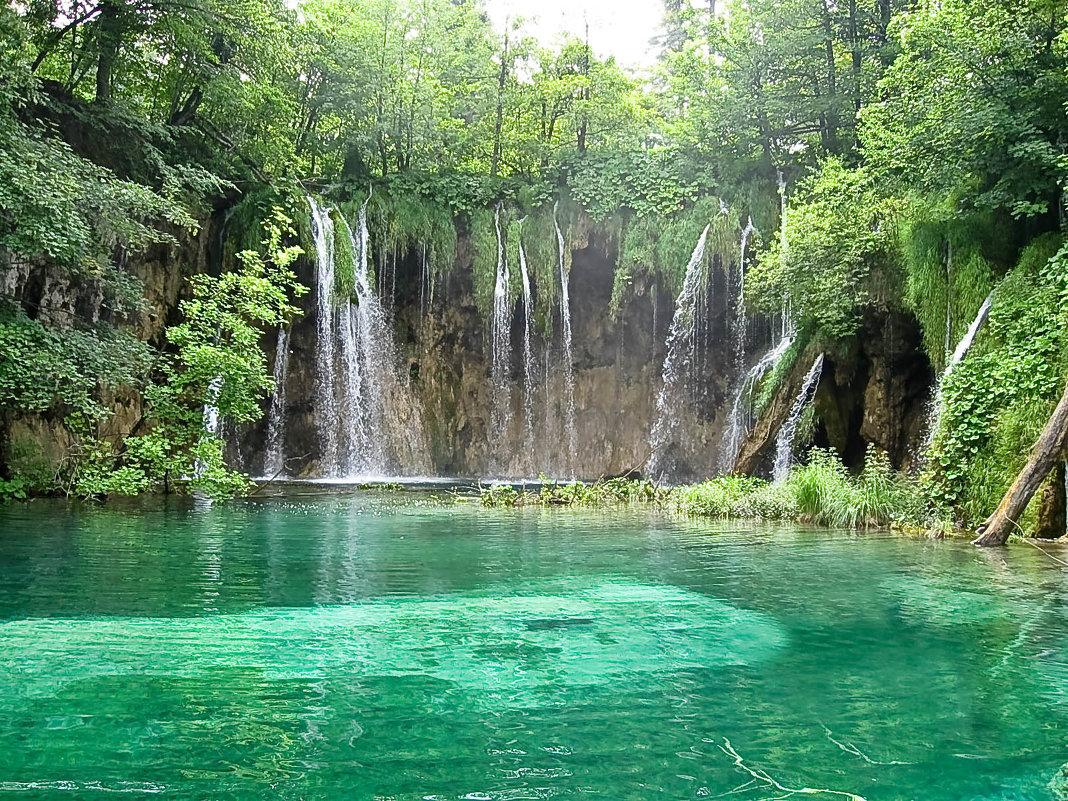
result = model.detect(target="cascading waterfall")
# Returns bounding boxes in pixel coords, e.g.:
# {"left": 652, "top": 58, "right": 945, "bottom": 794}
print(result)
{"left": 734, "top": 217, "right": 756, "bottom": 342}
{"left": 776, "top": 170, "right": 796, "bottom": 340}
{"left": 309, "top": 197, "right": 340, "bottom": 470}
{"left": 773, "top": 353, "right": 825, "bottom": 482}
{"left": 263, "top": 326, "right": 291, "bottom": 476}
{"left": 718, "top": 331, "right": 793, "bottom": 473}
{"left": 340, "top": 192, "right": 384, "bottom": 473}
{"left": 717, "top": 219, "right": 759, "bottom": 472}
{"left": 517, "top": 222, "right": 537, "bottom": 461}
{"left": 302, "top": 193, "right": 430, "bottom": 478}
{"left": 554, "top": 201, "right": 577, "bottom": 475}
{"left": 490, "top": 205, "right": 512, "bottom": 451}
{"left": 647, "top": 223, "right": 712, "bottom": 479}
{"left": 193, "top": 376, "right": 224, "bottom": 479}
{"left": 922, "top": 290, "right": 995, "bottom": 454}
{"left": 947, "top": 291, "right": 993, "bottom": 370}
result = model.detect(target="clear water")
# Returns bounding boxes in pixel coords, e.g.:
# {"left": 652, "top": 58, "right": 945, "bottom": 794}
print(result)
{"left": 2, "top": 489, "right": 1068, "bottom": 800}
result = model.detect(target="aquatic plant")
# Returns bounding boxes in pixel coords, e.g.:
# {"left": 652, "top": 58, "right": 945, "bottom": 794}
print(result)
{"left": 480, "top": 477, "right": 666, "bottom": 508}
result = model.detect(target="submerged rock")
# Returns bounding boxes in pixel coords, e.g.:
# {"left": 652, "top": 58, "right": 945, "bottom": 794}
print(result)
{"left": 0, "top": 579, "right": 786, "bottom": 706}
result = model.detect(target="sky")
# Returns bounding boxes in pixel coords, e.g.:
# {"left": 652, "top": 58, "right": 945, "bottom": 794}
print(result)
{"left": 483, "top": 0, "right": 666, "bottom": 71}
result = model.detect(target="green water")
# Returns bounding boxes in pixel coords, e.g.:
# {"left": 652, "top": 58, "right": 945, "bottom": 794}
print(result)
{"left": 2, "top": 487, "right": 1068, "bottom": 800}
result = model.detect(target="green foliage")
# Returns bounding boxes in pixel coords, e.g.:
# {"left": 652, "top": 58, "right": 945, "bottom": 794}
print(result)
{"left": 50, "top": 209, "right": 307, "bottom": 501}
{"left": 469, "top": 206, "right": 504, "bottom": 318}
{"left": 0, "top": 303, "right": 153, "bottom": 420}
{"left": 368, "top": 186, "right": 457, "bottom": 284}
{"left": 480, "top": 476, "right": 666, "bottom": 508}
{"left": 670, "top": 475, "right": 767, "bottom": 517}
{"left": 613, "top": 196, "right": 736, "bottom": 313}
{"left": 331, "top": 207, "right": 357, "bottom": 301}
{"left": 747, "top": 162, "right": 904, "bottom": 340}
{"left": 900, "top": 211, "right": 1002, "bottom": 371}
{"left": 567, "top": 150, "right": 699, "bottom": 221}
{"left": 926, "top": 236, "right": 1068, "bottom": 527}
{"left": 0, "top": 476, "right": 28, "bottom": 502}
{"left": 861, "top": 0, "right": 1068, "bottom": 219}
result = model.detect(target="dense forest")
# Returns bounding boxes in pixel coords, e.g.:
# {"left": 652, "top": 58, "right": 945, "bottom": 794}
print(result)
{"left": 1, "top": 0, "right": 1067, "bottom": 543}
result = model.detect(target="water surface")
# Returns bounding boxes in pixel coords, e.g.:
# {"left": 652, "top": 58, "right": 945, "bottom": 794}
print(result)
{"left": 2, "top": 486, "right": 1067, "bottom": 800}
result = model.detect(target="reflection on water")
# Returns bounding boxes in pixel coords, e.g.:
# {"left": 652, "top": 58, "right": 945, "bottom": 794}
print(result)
{"left": 1, "top": 489, "right": 1068, "bottom": 800}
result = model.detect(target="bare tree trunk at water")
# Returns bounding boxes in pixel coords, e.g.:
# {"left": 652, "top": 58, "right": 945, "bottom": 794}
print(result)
{"left": 1034, "top": 461, "right": 1066, "bottom": 539}
{"left": 974, "top": 380, "right": 1068, "bottom": 546}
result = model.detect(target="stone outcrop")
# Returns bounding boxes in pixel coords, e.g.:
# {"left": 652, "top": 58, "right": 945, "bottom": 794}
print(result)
{"left": 732, "top": 309, "right": 933, "bottom": 477}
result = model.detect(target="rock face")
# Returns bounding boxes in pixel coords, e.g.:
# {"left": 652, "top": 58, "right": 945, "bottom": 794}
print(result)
{"left": 240, "top": 230, "right": 742, "bottom": 481}
{"left": 4, "top": 200, "right": 935, "bottom": 486}
{"left": 732, "top": 308, "right": 933, "bottom": 477}
{"left": 0, "top": 213, "right": 224, "bottom": 479}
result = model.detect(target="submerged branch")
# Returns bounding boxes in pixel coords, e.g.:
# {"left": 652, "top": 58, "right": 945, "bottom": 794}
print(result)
{"left": 717, "top": 738, "right": 868, "bottom": 801}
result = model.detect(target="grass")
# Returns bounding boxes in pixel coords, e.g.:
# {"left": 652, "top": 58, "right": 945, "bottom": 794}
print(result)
{"left": 479, "top": 448, "right": 940, "bottom": 532}
{"left": 673, "top": 447, "right": 929, "bottom": 529}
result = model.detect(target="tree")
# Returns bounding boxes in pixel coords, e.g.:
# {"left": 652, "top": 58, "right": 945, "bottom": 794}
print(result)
{"left": 973, "top": 378, "right": 1068, "bottom": 545}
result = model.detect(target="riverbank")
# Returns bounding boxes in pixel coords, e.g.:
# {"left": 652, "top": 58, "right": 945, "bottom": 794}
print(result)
{"left": 477, "top": 447, "right": 954, "bottom": 535}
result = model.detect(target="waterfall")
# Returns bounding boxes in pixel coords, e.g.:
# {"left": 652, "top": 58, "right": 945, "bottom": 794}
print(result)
{"left": 647, "top": 223, "right": 712, "bottom": 479}
{"left": 304, "top": 193, "right": 430, "bottom": 478}
{"left": 309, "top": 197, "right": 339, "bottom": 471}
{"left": 554, "top": 201, "right": 577, "bottom": 475}
{"left": 194, "top": 376, "right": 224, "bottom": 478}
{"left": 517, "top": 222, "right": 536, "bottom": 461}
{"left": 718, "top": 331, "right": 792, "bottom": 473}
{"left": 947, "top": 291, "right": 993, "bottom": 371}
{"left": 341, "top": 192, "right": 386, "bottom": 473}
{"left": 717, "top": 219, "right": 760, "bottom": 473}
{"left": 735, "top": 217, "right": 755, "bottom": 329}
{"left": 922, "top": 290, "right": 995, "bottom": 455}
{"left": 776, "top": 170, "right": 796, "bottom": 340}
{"left": 490, "top": 205, "right": 512, "bottom": 451}
{"left": 773, "top": 353, "right": 825, "bottom": 482}
{"left": 203, "top": 377, "right": 222, "bottom": 437}
{"left": 263, "top": 326, "right": 291, "bottom": 476}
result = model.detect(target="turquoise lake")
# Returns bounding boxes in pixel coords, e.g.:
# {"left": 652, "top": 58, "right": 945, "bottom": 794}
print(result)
{"left": 2, "top": 485, "right": 1068, "bottom": 800}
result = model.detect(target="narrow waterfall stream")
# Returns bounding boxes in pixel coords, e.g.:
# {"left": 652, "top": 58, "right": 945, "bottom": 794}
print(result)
{"left": 554, "top": 201, "right": 577, "bottom": 476}
{"left": 922, "top": 290, "right": 996, "bottom": 454}
{"left": 773, "top": 353, "right": 825, "bottom": 481}
{"left": 490, "top": 205, "right": 512, "bottom": 458}
{"left": 647, "top": 224, "right": 712, "bottom": 479}
{"left": 948, "top": 290, "right": 994, "bottom": 370}
{"left": 718, "top": 332, "right": 793, "bottom": 473}
{"left": 309, "top": 197, "right": 339, "bottom": 470}
{"left": 263, "top": 326, "right": 291, "bottom": 476}
{"left": 717, "top": 218, "right": 759, "bottom": 473}
{"left": 517, "top": 221, "right": 536, "bottom": 462}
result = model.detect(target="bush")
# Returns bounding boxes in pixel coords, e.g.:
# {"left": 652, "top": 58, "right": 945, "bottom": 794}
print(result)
{"left": 479, "top": 476, "right": 665, "bottom": 508}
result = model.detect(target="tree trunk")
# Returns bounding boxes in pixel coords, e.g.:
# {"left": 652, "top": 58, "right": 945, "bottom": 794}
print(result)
{"left": 817, "top": 0, "right": 840, "bottom": 153}
{"left": 491, "top": 27, "right": 509, "bottom": 179}
{"left": 974, "top": 380, "right": 1068, "bottom": 546}
{"left": 1034, "top": 461, "right": 1066, "bottom": 539}
{"left": 94, "top": 0, "right": 124, "bottom": 104}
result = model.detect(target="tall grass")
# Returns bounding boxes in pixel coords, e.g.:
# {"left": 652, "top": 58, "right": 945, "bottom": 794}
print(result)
{"left": 672, "top": 447, "right": 928, "bottom": 530}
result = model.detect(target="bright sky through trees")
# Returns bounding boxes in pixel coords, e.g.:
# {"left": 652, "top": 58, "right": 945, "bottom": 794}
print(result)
{"left": 484, "top": 0, "right": 665, "bottom": 69}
